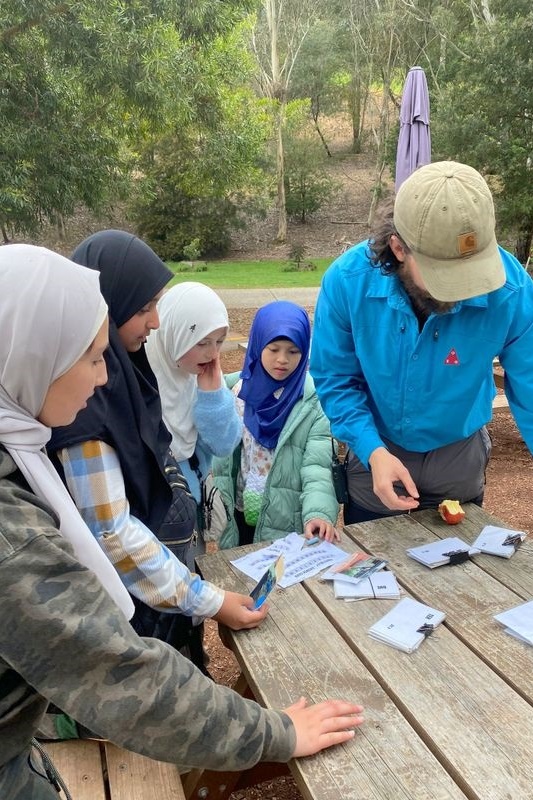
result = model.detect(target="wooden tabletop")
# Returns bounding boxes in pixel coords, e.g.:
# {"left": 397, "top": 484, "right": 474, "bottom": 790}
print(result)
{"left": 191, "top": 505, "right": 533, "bottom": 800}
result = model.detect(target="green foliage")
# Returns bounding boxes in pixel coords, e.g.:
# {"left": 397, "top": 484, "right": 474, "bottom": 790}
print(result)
{"left": 289, "top": 243, "right": 306, "bottom": 266}
{"left": 131, "top": 84, "right": 270, "bottom": 260}
{"left": 281, "top": 243, "right": 316, "bottom": 271}
{"left": 430, "top": 1, "right": 533, "bottom": 261}
{"left": 0, "top": 0, "right": 256, "bottom": 236}
{"left": 282, "top": 101, "right": 338, "bottom": 223}
{"left": 288, "top": 20, "right": 345, "bottom": 117}
{"left": 182, "top": 238, "right": 202, "bottom": 262}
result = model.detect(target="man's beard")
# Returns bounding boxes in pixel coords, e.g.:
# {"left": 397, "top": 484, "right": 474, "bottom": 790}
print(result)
{"left": 399, "top": 268, "right": 456, "bottom": 317}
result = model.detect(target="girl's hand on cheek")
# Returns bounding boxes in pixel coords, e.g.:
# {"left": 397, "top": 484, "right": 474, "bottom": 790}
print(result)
{"left": 197, "top": 355, "right": 223, "bottom": 391}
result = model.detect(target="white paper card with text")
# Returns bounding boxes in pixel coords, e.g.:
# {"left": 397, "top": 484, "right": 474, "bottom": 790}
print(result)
{"left": 407, "top": 537, "right": 479, "bottom": 568}
{"left": 368, "top": 597, "right": 446, "bottom": 652}
{"left": 334, "top": 570, "right": 401, "bottom": 601}
{"left": 471, "top": 525, "right": 527, "bottom": 558}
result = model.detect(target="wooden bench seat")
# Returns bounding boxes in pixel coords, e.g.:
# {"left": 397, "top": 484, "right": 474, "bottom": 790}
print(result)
{"left": 43, "top": 740, "right": 185, "bottom": 800}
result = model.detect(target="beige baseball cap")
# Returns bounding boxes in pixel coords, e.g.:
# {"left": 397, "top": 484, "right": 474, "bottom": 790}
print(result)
{"left": 393, "top": 161, "right": 505, "bottom": 301}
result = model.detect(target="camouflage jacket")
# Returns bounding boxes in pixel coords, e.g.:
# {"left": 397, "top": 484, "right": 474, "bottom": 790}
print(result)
{"left": 0, "top": 448, "right": 294, "bottom": 773}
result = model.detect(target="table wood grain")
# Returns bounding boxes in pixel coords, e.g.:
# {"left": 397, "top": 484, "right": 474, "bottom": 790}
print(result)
{"left": 195, "top": 504, "right": 533, "bottom": 800}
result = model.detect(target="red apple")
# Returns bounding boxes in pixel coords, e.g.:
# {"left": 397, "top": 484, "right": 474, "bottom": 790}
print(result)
{"left": 438, "top": 499, "right": 466, "bottom": 525}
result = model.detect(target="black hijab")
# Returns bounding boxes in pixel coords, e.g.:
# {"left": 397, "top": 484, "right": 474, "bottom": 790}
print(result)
{"left": 50, "top": 230, "right": 173, "bottom": 533}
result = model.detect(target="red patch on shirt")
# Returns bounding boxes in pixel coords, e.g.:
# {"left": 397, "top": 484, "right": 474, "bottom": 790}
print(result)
{"left": 444, "top": 349, "right": 460, "bottom": 365}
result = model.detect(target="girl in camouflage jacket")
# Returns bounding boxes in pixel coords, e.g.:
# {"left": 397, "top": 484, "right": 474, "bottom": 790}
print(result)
{"left": 0, "top": 244, "right": 363, "bottom": 798}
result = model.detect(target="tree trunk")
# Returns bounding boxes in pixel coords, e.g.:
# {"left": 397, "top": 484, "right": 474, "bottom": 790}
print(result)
{"left": 311, "top": 98, "right": 331, "bottom": 157}
{"left": 313, "top": 118, "right": 332, "bottom": 157}
{"left": 275, "top": 103, "right": 287, "bottom": 242}
{"left": 515, "top": 215, "right": 533, "bottom": 266}
{"left": 349, "top": 80, "right": 362, "bottom": 154}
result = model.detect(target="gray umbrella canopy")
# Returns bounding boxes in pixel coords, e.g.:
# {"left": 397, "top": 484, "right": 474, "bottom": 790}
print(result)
{"left": 395, "top": 66, "right": 431, "bottom": 192}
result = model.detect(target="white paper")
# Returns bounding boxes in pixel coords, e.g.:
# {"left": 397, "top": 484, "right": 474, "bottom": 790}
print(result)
{"left": 278, "top": 540, "right": 347, "bottom": 588}
{"left": 407, "top": 536, "right": 478, "bottom": 568}
{"left": 471, "top": 525, "right": 527, "bottom": 558}
{"left": 334, "top": 571, "right": 400, "bottom": 601}
{"left": 230, "top": 533, "right": 346, "bottom": 587}
{"left": 494, "top": 600, "right": 533, "bottom": 644}
{"left": 368, "top": 597, "right": 446, "bottom": 653}
{"left": 230, "top": 532, "right": 305, "bottom": 581}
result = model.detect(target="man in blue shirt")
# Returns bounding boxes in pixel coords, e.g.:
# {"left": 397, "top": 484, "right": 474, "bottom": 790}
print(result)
{"left": 310, "top": 161, "right": 533, "bottom": 522}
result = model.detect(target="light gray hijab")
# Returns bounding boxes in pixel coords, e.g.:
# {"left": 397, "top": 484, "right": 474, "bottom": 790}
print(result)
{"left": 0, "top": 244, "right": 134, "bottom": 618}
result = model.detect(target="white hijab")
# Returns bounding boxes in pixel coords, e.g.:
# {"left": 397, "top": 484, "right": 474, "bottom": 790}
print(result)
{"left": 0, "top": 244, "right": 134, "bottom": 619}
{"left": 145, "top": 282, "right": 229, "bottom": 460}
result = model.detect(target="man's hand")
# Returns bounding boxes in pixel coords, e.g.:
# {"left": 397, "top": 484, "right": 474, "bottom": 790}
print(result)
{"left": 197, "top": 354, "right": 223, "bottom": 391}
{"left": 368, "top": 447, "right": 419, "bottom": 511}
{"left": 304, "top": 518, "right": 340, "bottom": 542}
{"left": 212, "top": 590, "right": 269, "bottom": 630}
{"left": 284, "top": 697, "right": 364, "bottom": 757}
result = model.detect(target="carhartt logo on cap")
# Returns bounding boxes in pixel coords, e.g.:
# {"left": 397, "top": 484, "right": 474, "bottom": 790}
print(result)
{"left": 457, "top": 231, "right": 477, "bottom": 256}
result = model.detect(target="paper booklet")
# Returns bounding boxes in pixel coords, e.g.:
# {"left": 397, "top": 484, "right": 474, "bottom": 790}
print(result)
{"left": 407, "top": 537, "right": 479, "bottom": 568}
{"left": 334, "top": 570, "right": 401, "bottom": 601}
{"left": 368, "top": 597, "right": 446, "bottom": 653}
{"left": 494, "top": 600, "right": 533, "bottom": 645}
{"left": 321, "top": 552, "right": 387, "bottom": 584}
{"left": 471, "top": 525, "right": 527, "bottom": 558}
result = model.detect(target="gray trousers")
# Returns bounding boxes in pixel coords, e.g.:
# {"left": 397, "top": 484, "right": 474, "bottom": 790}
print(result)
{"left": 345, "top": 428, "right": 491, "bottom": 520}
{"left": 0, "top": 748, "right": 58, "bottom": 800}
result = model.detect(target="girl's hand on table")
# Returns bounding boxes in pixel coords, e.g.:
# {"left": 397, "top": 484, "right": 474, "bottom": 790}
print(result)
{"left": 284, "top": 696, "right": 364, "bottom": 756}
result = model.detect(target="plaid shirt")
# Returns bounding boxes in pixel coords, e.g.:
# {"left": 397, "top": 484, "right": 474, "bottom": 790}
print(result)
{"left": 56, "top": 440, "right": 223, "bottom": 619}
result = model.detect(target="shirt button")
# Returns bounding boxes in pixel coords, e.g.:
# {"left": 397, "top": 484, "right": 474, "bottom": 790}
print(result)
{"left": 405, "top": 418, "right": 411, "bottom": 424}
{"left": 408, "top": 386, "right": 414, "bottom": 392}
{"left": 412, "top": 354, "right": 419, "bottom": 361}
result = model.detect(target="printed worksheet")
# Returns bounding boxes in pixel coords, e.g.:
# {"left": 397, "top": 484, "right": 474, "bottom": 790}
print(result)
{"left": 230, "top": 533, "right": 346, "bottom": 587}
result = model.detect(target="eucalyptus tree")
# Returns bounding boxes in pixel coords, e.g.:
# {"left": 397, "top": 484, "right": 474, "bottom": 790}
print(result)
{"left": 287, "top": 20, "right": 346, "bottom": 157}
{"left": 431, "top": 0, "right": 533, "bottom": 262}
{"left": 131, "top": 35, "right": 271, "bottom": 260}
{"left": 0, "top": 0, "right": 255, "bottom": 238}
{"left": 251, "top": 0, "right": 323, "bottom": 241}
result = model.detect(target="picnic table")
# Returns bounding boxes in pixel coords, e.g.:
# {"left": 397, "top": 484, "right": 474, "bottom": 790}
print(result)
{"left": 188, "top": 504, "right": 533, "bottom": 800}
{"left": 44, "top": 740, "right": 185, "bottom": 800}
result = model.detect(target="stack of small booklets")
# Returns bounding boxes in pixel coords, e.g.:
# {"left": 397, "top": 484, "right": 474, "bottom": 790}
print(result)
{"left": 471, "top": 525, "right": 527, "bottom": 557}
{"left": 407, "top": 537, "right": 479, "bottom": 568}
{"left": 321, "top": 552, "right": 400, "bottom": 600}
{"left": 368, "top": 597, "right": 446, "bottom": 653}
{"left": 334, "top": 570, "right": 401, "bottom": 601}
{"left": 494, "top": 600, "right": 533, "bottom": 645}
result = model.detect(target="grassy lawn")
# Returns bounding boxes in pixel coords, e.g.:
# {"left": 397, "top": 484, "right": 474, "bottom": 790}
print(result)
{"left": 167, "top": 258, "right": 333, "bottom": 288}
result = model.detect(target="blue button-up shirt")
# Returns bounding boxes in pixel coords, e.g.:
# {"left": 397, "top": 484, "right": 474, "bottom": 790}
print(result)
{"left": 310, "top": 240, "right": 533, "bottom": 467}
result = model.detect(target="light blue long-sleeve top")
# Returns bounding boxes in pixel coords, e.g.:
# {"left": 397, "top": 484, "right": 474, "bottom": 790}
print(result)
{"left": 310, "top": 240, "right": 533, "bottom": 467}
{"left": 178, "top": 386, "right": 242, "bottom": 502}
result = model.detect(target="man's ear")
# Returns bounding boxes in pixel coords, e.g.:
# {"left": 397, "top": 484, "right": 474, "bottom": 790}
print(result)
{"left": 389, "top": 234, "right": 406, "bottom": 262}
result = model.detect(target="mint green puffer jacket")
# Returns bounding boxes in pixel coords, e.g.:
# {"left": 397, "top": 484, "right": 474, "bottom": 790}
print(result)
{"left": 212, "top": 372, "right": 339, "bottom": 548}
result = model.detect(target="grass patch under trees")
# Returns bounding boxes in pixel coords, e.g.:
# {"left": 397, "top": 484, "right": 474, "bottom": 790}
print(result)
{"left": 167, "top": 257, "right": 333, "bottom": 288}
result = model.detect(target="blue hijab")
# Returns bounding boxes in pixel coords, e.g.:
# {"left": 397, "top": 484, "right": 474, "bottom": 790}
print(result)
{"left": 239, "top": 301, "right": 310, "bottom": 449}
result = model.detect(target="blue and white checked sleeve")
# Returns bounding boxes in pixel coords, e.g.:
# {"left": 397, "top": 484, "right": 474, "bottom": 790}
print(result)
{"left": 56, "top": 440, "right": 224, "bottom": 620}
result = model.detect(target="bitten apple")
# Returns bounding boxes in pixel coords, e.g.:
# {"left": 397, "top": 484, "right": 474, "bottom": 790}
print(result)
{"left": 438, "top": 499, "right": 466, "bottom": 525}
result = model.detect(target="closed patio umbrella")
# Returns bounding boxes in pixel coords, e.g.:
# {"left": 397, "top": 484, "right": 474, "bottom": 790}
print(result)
{"left": 395, "top": 66, "right": 431, "bottom": 191}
